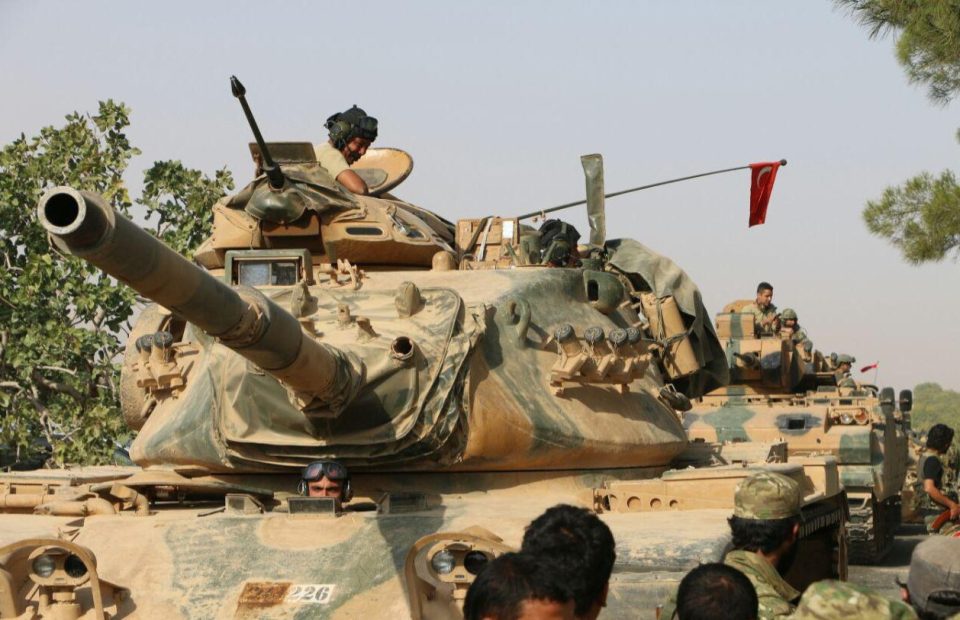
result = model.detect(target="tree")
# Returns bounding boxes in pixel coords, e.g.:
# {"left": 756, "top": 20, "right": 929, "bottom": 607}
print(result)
{"left": 910, "top": 382, "right": 960, "bottom": 431}
{"left": 836, "top": 0, "right": 960, "bottom": 263}
{"left": 0, "top": 101, "right": 233, "bottom": 468}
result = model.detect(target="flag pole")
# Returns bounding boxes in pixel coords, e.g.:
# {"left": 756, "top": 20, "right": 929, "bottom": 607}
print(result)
{"left": 517, "top": 159, "right": 787, "bottom": 221}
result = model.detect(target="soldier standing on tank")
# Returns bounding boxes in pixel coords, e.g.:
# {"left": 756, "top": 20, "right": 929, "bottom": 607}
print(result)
{"left": 742, "top": 283, "right": 779, "bottom": 337}
{"left": 915, "top": 424, "right": 960, "bottom": 533}
{"left": 315, "top": 105, "right": 378, "bottom": 195}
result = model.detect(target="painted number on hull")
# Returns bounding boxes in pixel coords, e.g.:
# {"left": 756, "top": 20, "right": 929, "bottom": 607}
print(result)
{"left": 286, "top": 584, "right": 335, "bottom": 604}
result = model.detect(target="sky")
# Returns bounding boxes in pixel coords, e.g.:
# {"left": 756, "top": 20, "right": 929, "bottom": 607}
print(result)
{"left": 2, "top": 1, "right": 958, "bottom": 392}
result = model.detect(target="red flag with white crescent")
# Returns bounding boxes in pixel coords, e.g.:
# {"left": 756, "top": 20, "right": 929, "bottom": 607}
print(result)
{"left": 748, "top": 161, "right": 782, "bottom": 227}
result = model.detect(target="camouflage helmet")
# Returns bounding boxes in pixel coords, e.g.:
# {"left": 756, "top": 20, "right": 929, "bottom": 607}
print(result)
{"left": 780, "top": 308, "right": 798, "bottom": 321}
{"left": 906, "top": 537, "right": 960, "bottom": 617}
{"left": 836, "top": 354, "right": 855, "bottom": 365}
{"left": 733, "top": 471, "right": 801, "bottom": 520}
{"left": 792, "top": 580, "right": 916, "bottom": 620}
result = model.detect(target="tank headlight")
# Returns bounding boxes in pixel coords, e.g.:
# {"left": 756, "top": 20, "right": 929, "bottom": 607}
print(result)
{"left": 64, "top": 554, "right": 87, "bottom": 578}
{"left": 431, "top": 549, "right": 455, "bottom": 575}
{"left": 464, "top": 551, "right": 489, "bottom": 575}
{"left": 839, "top": 412, "right": 854, "bottom": 425}
{"left": 32, "top": 555, "right": 56, "bottom": 578}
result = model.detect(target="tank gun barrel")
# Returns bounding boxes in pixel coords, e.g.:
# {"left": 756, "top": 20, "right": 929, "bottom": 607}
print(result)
{"left": 230, "top": 75, "right": 285, "bottom": 190}
{"left": 37, "top": 186, "right": 356, "bottom": 416}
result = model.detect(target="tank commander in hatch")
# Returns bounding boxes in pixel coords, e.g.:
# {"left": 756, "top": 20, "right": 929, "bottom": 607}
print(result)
{"left": 778, "top": 308, "right": 808, "bottom": 345}
{"left": 315, "top": 105, "right": 378, "bottom": 195}
{"left": 833, "top": 354, "right": 855, "bottom": 386}
{"left": 538, "top": 220, "right": 582, "bottom": 268}
{"left": 742, "top": 282, "right": 779, "bottom": 337}
{"left": 298, "top": 460, "right": 353, "bottom": 510}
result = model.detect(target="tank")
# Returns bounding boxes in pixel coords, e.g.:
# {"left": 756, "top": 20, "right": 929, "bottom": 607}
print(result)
{"left": 683, "top": 302, "right": 911, "bottom": 564}
{"left": 0, "top": 81, "right": 848, "bottom": 619}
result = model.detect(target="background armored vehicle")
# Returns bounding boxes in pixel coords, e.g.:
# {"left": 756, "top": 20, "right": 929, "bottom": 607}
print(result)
{"left": 684, "top": 302, "right": 911, "bottom": 564}
{"left": 0, "top": 80, "right": 846, "bottom": 619}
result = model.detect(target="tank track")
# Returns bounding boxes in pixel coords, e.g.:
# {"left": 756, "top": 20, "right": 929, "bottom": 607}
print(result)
{"left": 847, "top": 494, "right": 902, "bottom": 565}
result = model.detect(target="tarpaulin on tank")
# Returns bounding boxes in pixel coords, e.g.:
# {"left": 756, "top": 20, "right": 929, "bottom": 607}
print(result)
{"left": 605, "top": 238, "right": 729, "bottom": 397}
{"left": 225, "top": 163, "right": 358, "bottom": 223}
{"left": 206, "top": 286, "right": 482, "bottom": 468}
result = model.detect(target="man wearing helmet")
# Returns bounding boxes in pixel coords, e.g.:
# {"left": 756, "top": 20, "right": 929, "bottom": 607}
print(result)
{"left": 298, "top": 460, "right": 353, "bottom": 511}
{"left": 778, "top": 308, "right": 808, "bottom": 345}
{"left": 315, "top": 105, "right": 378, "bottom": 195}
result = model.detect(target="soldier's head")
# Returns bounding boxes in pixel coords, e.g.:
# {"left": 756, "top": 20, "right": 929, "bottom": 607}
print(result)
{"left": 780, "top": 308, "right": 798, "bottom": 330}
{"left": 728, "top": 472, "right": 802, "bottom": 572}
{"left": 521, "top": 504, "right": 615, "bottom": 620}
{"left": 325, "top": 105, "right": 378, "bottom": 164}
{"left": 676, "top": 563, "right": 758, "bottom": 620}
{"left": 463, "top": 552, "right": 575, "bottom": 620}
{"left": 901, "top": 537, "right": 960, "bottom": 619}
{"left": 755, "top": 282, "right": 773, "bottom": 309}
{"left": 794, "top": 580, "right": 915, "bottom": 619}
{"left": 538, "top": 220, "right": 582, "bottom": 268}
{"left": 836, "top": 353, "right": 855, "bottom": 373}
{"left": 298, "top": 460, "right": 353, "bottom": 508}
{"left": 927, "top": 424, "right": 955, "bottom": 454}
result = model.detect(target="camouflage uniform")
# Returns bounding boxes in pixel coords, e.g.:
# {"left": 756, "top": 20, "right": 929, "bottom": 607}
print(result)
{"left": 791, "top": 579, "right": 917, "bottom": 619}
{"left": 314, "top": 142, "right": 350, "bottom": 179}
{"left": 742, "top": 301, "right": 778, "bottom": 336}
{"left": 661, "top": 472, "right": 802, "bottom": 619}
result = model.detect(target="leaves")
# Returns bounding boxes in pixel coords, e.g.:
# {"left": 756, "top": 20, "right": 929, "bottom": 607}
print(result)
{"left": 910, "top": 382, "right": 960, "bottom": 432}
{"left": 0, "top": 102, "right": 232, "bottom": 468}
{"left": 862, "top": 170, "right": 960, "bottom": 263}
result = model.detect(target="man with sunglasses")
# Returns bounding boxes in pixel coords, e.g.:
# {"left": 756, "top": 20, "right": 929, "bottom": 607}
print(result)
{"left": 315, "top": 105, "right": 378, "bottom": 195}
{"left": 299, "top": 460, "right": 353, "bottom": 510}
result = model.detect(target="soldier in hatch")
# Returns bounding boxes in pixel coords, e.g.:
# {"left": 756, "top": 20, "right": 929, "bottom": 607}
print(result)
{"left": 315, "top": 105, "right": 378, "bottom": 195}
{"left": 538, "top": 219, "right": 582, "bottom": 268}
{"left": 742, "top": 282, "right": 779, "bottom": 337}
{"left": 298, "top": 460, "right": 353, "bottom": 511}
{"left": 914, "top": 424, "right": 960, "bottom": 533}
{"left": 662, "top": 472, "right": 803, "bottom": 620}
{"left": 833, "top": 354, "right": 856, "bottom": 387}
{"left": 778, "top": 308, "right": 808, "bottom": 345}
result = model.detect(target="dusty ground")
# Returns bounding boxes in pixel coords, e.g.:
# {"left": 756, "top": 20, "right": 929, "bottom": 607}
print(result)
{"left": 847, "top": 523, "right": 927, "bottom": 602}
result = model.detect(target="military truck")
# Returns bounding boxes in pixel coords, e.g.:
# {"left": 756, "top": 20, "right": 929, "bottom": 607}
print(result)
{"left": 0, "top": 79, "right": 847, "bottom": 619}
{"left": 684, "top": 303, "right": 910, "bottom": 564}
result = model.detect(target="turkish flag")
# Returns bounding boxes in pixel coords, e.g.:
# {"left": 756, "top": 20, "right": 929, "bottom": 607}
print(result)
{"left": 860, "top": 362, "right": 879, "bottom": 373}
{"left": 748, "top": 161, "right": 782, "bottom": 227}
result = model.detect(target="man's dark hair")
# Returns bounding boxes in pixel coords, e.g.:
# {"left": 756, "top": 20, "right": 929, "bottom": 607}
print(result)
{"left": 676, "top": 563, "right": 758, "bottom": 620}
{"left": 521, "top": 504, "right": 615, "bottom": 616}
{"left": 463, "top": 552, "right": 572, "bottom": 620}
{"left": 756, "top": 281, "right": 773, "bottom": 294}
{"left": 927, "top": 424, "right": 955, "bottom": 453}
{"left": 727, "top": 515, "right": 799, "bottom": 554}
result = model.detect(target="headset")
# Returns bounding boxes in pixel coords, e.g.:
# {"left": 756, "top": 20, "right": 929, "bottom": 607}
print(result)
{"left": 325, "top": 105, "right": 378, "bottom": 150}
{"left": 297, "top": 460, "right": 353, "bottom": 502}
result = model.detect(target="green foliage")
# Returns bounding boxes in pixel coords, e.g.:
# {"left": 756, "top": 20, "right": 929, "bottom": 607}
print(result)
{"left": 910, "top": 382, "right": 960, "bottom": 431}
{"left": 862, "top": 170, "right": 960, "bottom": 263}
{"left": 836, "top": 1, "right": 960, "bottom": 263}
{"left": 0, "top": 102, "right": 233, "bottom": 468}
{"left": 836, "top": 0, "right": 960, "bottom": 105}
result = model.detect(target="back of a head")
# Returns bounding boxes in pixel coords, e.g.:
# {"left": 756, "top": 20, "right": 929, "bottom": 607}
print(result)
{"left": 927, "top": 424, "right": 955, "bottom": 453}
{"left": 792, "top": 580, "right": 916, "bottom": 620}
{"left": 521, "top": 504, "right": 616, "bottom": 617}
{"left": 677, "top": 563, "right": 757, "bottom": 620}
{"left": 908, "top": 537, "right": 960, "bottom": 619}
{"left": 463, "top": 552, "right": 571, "bottom": 620}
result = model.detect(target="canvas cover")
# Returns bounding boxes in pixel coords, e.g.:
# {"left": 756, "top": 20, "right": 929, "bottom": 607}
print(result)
{"left": 605, "top": 238, "right": 729, "bottom": 397}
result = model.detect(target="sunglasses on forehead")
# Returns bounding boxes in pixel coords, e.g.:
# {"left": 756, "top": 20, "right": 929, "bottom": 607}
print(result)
{"left": 302, "top": 461, "right": 348, "bottom": 482}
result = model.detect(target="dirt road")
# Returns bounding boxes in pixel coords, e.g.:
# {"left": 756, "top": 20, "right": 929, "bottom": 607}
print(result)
{"left": 847, "top": 524, "right": 926, "bottom": 601}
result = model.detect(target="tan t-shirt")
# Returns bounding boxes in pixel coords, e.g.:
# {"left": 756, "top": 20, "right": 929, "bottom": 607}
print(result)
{"left": 315, "top": 142, "right": 350, "bottom": 180}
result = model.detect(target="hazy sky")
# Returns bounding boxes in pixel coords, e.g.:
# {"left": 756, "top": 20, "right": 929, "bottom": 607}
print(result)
{"left": 2, "top": 1, "right": 958, "bottom": 392}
